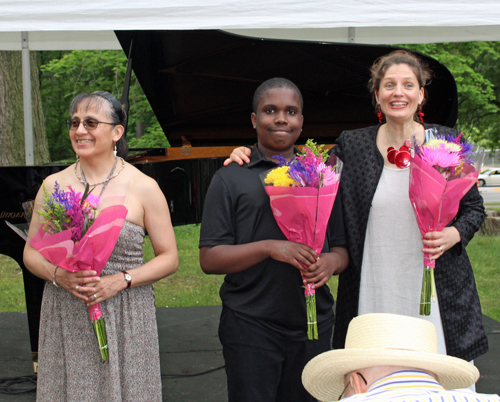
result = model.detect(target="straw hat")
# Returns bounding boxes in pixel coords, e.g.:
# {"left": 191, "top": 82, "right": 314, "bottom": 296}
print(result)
{"left": 302, "top": 313, "right": 479, "bottom": 401}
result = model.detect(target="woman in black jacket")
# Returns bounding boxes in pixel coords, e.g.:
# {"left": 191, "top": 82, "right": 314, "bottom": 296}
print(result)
{"left": 329, "top": 51, "right": 487, "bottom": 362}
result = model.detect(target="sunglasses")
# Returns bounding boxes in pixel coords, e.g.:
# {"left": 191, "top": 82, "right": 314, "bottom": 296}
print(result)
{"left": 66, "top": 118, "right": 118, "bottom": 131}
{"left": 338, "top": 372, "right": 367, "bottom": 400}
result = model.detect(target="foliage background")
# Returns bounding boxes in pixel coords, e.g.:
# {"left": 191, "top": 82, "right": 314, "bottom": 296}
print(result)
{"left": 37, "top": 43, "right": 500, "bottom": 163}
{"left": 404, "top": 42, "right": 500, "bottom": 150}
{"left": 38, "top": 50, "right": 168, "bottom": 162}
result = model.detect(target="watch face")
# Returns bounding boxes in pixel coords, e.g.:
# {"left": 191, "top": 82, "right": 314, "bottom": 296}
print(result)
{"left": 125, "top": 273, "right": 132, "bottom": 281}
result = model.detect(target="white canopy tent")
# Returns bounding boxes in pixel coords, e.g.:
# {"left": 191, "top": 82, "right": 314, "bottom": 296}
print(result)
{"left": 2, "top": 0, "right": 500, "bottom": 50}
{"left": 1, "top": 0, "right": 500, "bottom": 163}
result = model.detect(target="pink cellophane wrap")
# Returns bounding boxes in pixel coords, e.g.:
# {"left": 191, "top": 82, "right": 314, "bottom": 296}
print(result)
{"left": 409, "top": 153, "right": 479, "bottom": 267}
{"left": 30, "top": 204, "right": 128, "bottom": 321}
{"left": 264, "top": 183, "right": 339, "bottom": 295}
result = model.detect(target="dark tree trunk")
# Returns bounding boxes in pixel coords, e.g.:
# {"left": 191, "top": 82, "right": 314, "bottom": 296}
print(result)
{"left": 0, "top": 51, "right": 50, "bottom": 166}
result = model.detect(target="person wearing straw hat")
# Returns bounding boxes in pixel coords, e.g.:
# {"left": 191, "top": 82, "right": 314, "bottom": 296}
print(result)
{"left": 302, "top": 313, "right": 499, "bottom": 402}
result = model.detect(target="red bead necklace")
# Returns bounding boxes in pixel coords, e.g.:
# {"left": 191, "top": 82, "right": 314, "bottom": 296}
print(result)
{"left": 387, "top": 139, "right": 412, "bottom": 169}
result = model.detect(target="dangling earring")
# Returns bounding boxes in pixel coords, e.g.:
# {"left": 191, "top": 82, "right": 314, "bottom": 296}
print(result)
{"left": 113, "top": 142, "right": 117, "bottom": 157}
{"left": 377, "top": 106, "right": 384, "bottom": 123}
{"left": 418, "top": 105, "right": 424, "bottom": 123}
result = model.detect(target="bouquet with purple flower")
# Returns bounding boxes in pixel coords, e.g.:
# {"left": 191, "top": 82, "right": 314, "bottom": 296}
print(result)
{"left": 31, "top": 181, "right": 128, "bottom": 360}
{"left": 409, "top": 133, "right": 484, "bottom": 315}
{"left": 37, "top": 182, "right": 100, "bottom": 242}
{"left": 262, "top": 140, "right": 343, "bottom": 340}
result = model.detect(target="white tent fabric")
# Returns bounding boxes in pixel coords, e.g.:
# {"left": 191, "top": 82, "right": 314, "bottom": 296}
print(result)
{"left": 1, "top": 0, "right": 500, "bottom": 50}
{"left": 1, "top": 0, "right": 500, "bottom": 30}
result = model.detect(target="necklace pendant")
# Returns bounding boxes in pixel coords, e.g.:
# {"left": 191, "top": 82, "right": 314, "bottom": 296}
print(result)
{"left": 387, "top": 147, "right": 398, "bottom": 164}
{"left": 386, "top": 139, "right": 411, "bottom": 169}
{"left": 395, "top": 151, "right": 410, "bottom": 168}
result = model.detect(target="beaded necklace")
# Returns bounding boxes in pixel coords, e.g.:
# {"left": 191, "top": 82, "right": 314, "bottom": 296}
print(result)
{"left": 74, "top": 156, "right": 125, "bottom": 197}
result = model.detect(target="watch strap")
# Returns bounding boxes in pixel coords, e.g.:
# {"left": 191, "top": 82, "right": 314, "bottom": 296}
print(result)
{"left": 123, "top": 271, "right": 132, "bottom": 289}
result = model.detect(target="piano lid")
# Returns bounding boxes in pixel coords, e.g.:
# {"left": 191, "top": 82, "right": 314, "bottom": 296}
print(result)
{"left": 114, "top": 30, "right": 458, "bottom": 148}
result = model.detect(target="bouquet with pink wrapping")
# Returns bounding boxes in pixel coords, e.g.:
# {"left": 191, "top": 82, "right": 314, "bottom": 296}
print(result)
{"left": 409, "top": 134, "right": 484, "bottom": 316}
{"left": 262, "top": 140, "right": 343, "bottom": 340}
{"left": 30, "top": 181, "right": 128, "bottom": 360}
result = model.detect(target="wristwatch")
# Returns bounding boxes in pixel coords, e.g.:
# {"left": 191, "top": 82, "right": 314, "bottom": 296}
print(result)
{"left": 123, "top": 271, "right": 132, "bottom": 289}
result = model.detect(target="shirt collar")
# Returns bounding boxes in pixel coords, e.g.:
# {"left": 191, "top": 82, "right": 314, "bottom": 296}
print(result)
{"left": 368, "top": 369, "right": 445, "bottom": 393}
{"left": 248, "top": 143, "right": 300, "bottom": 168}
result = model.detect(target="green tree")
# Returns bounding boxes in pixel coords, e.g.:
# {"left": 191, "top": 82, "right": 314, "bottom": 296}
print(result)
{"left": 39, "top": 50, "right": 168, "bottom": 161}
{"left": 0, "top": 51, "right": 50, "bottom": 166}
{"left": 40, "top": 44, "right": 500, "bottom": 158}
{"left": 404, "top": 42, "right": 500, "bottom": 149}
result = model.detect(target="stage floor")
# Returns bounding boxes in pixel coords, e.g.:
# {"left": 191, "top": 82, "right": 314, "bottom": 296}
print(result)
{"left": 1, "top": 306, "right": 498, "bottom": 401}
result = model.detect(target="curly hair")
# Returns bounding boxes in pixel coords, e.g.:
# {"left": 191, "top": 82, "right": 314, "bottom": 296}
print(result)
{"left": 368, "top": 50, "right": 432, "bottom": 107}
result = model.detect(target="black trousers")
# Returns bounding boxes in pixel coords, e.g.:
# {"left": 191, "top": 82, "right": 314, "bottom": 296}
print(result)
{"left": 218, "top": 306, "right": 332, "bottom": 402}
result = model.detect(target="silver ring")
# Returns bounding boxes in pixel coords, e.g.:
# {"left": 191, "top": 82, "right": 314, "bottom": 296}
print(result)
{"left": 93, "top": 294, "right": 97, "bottom": 300}
{"left": 76, "top": 285, "right": 80, "bottom": 291}
{"left": 439, "top": 245, "right": 443, "bottom": 253}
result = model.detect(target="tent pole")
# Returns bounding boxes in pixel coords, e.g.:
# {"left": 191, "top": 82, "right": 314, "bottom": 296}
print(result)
{"left": 22, "top": 32, "right": 34, "bottom": 165}
{"left": 348, "top": 27, "right": 355, "bottom": 43}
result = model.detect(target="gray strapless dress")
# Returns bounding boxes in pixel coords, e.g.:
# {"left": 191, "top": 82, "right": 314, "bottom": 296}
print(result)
{"left": 36, "top": 221, "right": 162, "bottom": 402}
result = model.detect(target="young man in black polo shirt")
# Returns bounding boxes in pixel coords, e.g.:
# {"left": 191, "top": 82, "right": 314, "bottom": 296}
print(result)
{"left": 199, "top": 77, "right": 348, "bottom": 402}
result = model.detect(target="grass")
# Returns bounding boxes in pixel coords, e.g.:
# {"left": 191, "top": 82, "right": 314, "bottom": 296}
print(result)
{"left": 0, "top": 226, "right": 497, "bottom": 322}
{"left": 484, "top": 202, "right": 500, "bottom": 212}
{"left": 467, "top": 236, "right": 500, "bottom": 321}
{"left": 0, "top": 255, "right": 27, "bottom": 312}
{"left": 152, "top": 224, "right": 223, "bottom": 308}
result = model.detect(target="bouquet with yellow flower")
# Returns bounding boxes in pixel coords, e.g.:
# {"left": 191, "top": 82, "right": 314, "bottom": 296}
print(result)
{"left": 261, "top": 140, "right": 343, "bottom": 340}
{"left": 30, "top": 181, "right": 128, "bottom": 360}
{"left": 409, "top": 133, "right": 484, "bottom": 315}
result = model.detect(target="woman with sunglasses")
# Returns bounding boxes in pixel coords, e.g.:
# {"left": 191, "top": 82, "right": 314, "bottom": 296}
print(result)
{"left": 23, "top": 91, "right": 178, "bottom": 401}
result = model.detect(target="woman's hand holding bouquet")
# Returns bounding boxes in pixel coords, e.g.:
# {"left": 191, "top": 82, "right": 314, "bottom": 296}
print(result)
{"left": 30, "top": 181, "right": 128, "bottom": 360}
{"left": 409, "top": 133, "right": 484, "bottom": 316}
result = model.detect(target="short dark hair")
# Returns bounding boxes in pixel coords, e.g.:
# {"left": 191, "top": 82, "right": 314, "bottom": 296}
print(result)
{"left": 69, "top": 91, "right": 128, "bottom": 158}
{"left": 252, "top": 77, "right": 303, "bottom": 113}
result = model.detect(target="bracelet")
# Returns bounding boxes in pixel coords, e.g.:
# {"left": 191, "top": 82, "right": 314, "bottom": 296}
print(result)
{"left": 52, "top": 266, "right": 60, "bottom": 287}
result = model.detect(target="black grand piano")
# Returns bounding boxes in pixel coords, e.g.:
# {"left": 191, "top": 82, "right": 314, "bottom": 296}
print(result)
{"left": 0, "top": 30, "right": 458, "bottom": 371}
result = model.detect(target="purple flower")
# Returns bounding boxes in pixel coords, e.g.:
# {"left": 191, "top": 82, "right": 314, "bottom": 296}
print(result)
{"left": 416, "top": 133, "right": 477, "bottom": 170}
{"left": 272, "top": 154, "right": 291, "bottom": 167}
{"left": 51, "top": 182, "right": 71, "bottom": 211}
{"left": 270, "top": 144, "right": 338, "bottom": 188}
{"left": 418, "top": 145, "right": 462, "bottom": 168}
{"left": 287, "top": 162, "right": 311, "bottom": 186}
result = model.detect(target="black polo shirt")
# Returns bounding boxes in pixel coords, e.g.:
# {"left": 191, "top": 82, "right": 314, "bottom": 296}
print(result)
{"left": 199, "top": 144, "right": 346, "bottom": 341}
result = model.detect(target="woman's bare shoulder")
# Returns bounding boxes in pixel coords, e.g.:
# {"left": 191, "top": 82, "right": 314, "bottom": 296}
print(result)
{"left": 126, "top": 163, "right": 160, "bottom": 190}
{"left": 38, "top": 165, "right": 77, "bottom": 191}
{"left": 122, "top": 164, "right": 164, "bottom": 215}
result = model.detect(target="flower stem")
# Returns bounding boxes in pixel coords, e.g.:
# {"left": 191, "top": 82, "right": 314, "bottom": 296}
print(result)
{"left": 92, "top": 317, "right": 109, "bottom": 361}
{"left": 306, "top": 294, "right": 318, "bottom": 340}
{"left": 420, "top": 266, "right": 432, "bottom": 316}
{"left": 431, "top": 267, "right": 436, "bottom": 303}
